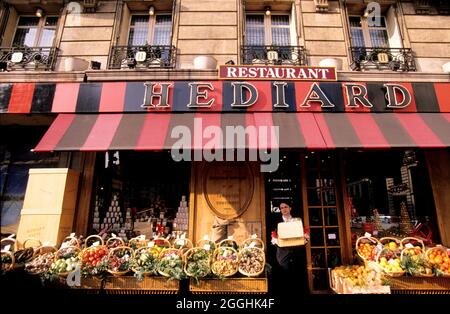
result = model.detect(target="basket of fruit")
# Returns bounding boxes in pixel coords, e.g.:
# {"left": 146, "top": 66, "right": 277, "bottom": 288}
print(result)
{"left": 238, "top": 247, "right": 265, "bottom": 277}
{"left": 240, "top": 237, "right": 265, "bottom": 251}
{"left": 50, "top": 245, "right": 81, "bottom": 277}
{"left": 211, "top": 246, "right": 239, "bottom": 278}
{"left": 426, "top": 246, "right": 450, "bottom": 277}
{"left": 184, "top": 247, "right": 211, "bottom": 282}
{"left": 132, "top": 245, "right": 162, "bottom": 280}
{"left": 158, "top": 248, "right": 186, "bottom": 280}
{"left": 376, "top": 247, "right": 405, "bottom": 277}
{"left": 400, "top": 237, "right": 425, "bottom": 254}
{"left": 400, "top": 243, "right": 433, "bottom": 277}
{"left": 106, "top": 246, "right": 134, "bottom": 276}
{"left": 80, "top": 235, "right": 108, "bottom": 277}
{"left": 25, "top": 245, "right": 58, "bottom": 275}
{"left": 106, "top": 236, "right": 125, "bottom": 249}
{"left": 379, "top": 237, "right": 402, "bottom": 254}
{"left": 1, "top": 250, "right": 15, "bottom": 274}
{"left": 356, "top": 236, "right": 380, "bottom": 262}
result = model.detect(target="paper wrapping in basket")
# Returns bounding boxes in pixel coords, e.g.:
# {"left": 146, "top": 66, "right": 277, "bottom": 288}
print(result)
{"left": 277, "top": 220, "right": 305, "bottom": 247}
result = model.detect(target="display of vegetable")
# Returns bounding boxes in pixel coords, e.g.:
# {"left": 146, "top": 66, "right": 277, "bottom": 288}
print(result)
{"left": 132, "top": 247, "right": 162, "bottom": 281}
{"left": 81, "top": 246, "right": 108, "bottom": 277}
{"left": 238, "top": 247, "right": 265, "bottom": 277}
{"left": 107, "top": 246, "right": 133, "bottom": 276}
{"left": 185, "top": 248, "right": 210, "bottom": 282}
{"left": 211, "top": 247, "right": 239, "bottom": 277}
{"left": 50, "top": 256, "right": 79, "bottom": 274}
{"left": 25, "top": 252, "right": 56, "bottom": 275}
{"left": 13, "top": 247, "right": 34, "bottom": 264}
{"left": 1, "top": 251, "right": 14, "bottom": 274}
{"left": 158, "top": 249, "right": 186, "bottom": 280}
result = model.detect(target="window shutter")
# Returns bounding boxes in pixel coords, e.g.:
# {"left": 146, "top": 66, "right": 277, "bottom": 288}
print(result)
{"left": 290, "top": 3, "right": 298, "bottom": 46}
{"left": 386, "top": 6, "right": 403, "bottom": 48}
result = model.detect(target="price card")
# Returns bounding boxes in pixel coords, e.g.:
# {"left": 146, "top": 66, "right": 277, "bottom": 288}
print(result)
{"left": 3, "top": 245, "right": 11, "bottom": 252}
{"left": 70, "top": 233, "right": 76, "bottom": 238}
{"left": 203, "top": 235, "right": 209, "bottom": 240}
{"left": 176, "top": 240, "right": 184, "bottom": 246}
{"left": 364, "top": 232, "right": 372, "bottom": 238}
{"left": 111, "top": 233, "right": 117, "bottom": 238}
{"left": 60, "top": 242, "right": 68, "bottom": 249}
{"left": 249, "top": 241, "right": 256, "bottom": 248}
{"left": 203, "top": 244, "right": 211, "bottom": 251}
{"left": 405, "top": 243, "right": 414, "bottom": 249}
{"left": 227, "top": 235, "right": 234, "bottom": 240}
{"left": 148, "top": 241, "right": 155, "bottom": 248}
{"left": 92, "top": 241, "right": 100, "bottom": 247}
{"left": 251, "top": 234, "right": 258, "bottom": 239}
{"left": 139, "top": 235, "right": 146, "bottom": 240}
{"left": 43, "top": 241, "right": 51, "bottom": 247}
{"left": 327, "top": 233, "right": 336, "bottom": 240}
{"left": 181, "top": 233, "right": 186, "bottom": 239}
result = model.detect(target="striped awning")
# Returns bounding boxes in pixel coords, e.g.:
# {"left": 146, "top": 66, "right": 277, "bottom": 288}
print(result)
{"left": 33, "top": 113, "right": 450, "bottom": 152}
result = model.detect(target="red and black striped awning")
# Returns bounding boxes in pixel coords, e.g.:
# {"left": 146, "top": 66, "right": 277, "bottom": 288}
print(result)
{"left": 34, "top": 112, "right": 450, "bottom": 152}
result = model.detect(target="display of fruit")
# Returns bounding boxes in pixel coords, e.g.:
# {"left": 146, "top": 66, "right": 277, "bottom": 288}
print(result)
{"left": 81, "top": 246, "right": 108, "bottom": 276}
{"left": 357, "top": 242, "right": 378, "bottom": 261}
{"left": 50, "top": 256, "right": 79, "bottom": 274}
{"left": 25, "top": 252, "right": 56, "bottom": 275}
{"left": 158, "top": 249, "right": 186, "bottom": 280}
{"left": 211, "top": 247, "right": 239, "bottom": 277}
{"left": 402, "top": 246, "right": 423, "bottom": 256}
{"left": 332, "top": 265, "right": 382, "bottom": 288}
{"left": 427, "top": 247, "right": 450, "bottom": 276}
{"left": 238, "top": 247, "right": 265, "bottom": 277}
{"left": 377, "top": 248, "right": 404, "bottom": 276}
{"left": 401, "top": 252, "right": 433, "bottom": 277}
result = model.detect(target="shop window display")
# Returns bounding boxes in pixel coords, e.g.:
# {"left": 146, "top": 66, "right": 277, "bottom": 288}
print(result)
{"left": 90, "top": 152, "right": 191, "bottom": 241}
{"left": 344, "top": 150, "right": 440, "bottom": 245}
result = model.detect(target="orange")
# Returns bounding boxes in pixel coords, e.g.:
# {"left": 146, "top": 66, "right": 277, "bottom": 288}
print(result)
{"left": 435, "top": 256, "right": 443, "bottom": 264}
{"left": 429, "top": 253, "right": 435, "bottom": 260}
{"left": 443, "top": 257, "right": 449, "bottom": 263}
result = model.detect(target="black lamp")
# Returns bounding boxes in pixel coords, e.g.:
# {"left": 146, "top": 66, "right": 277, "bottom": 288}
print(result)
{"left": 90, "top": 61, "right": 101, "bottom": 70}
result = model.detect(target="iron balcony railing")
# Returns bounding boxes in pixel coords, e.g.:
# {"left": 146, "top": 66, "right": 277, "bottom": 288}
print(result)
{"left": 108, "top": 45, "right": 176, "bottom": 69}
{"left": 0, "top": 46, "right": 59, "bottom": 71}
{"left": 241, "top": 45, "right": 307, "bottom": 66}
{"left": 350, "top": 47, "right": 416, "bottom": 72}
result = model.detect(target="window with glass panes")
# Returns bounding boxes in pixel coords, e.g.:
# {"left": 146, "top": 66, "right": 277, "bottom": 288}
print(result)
{"left": 128, "top": 14, "right": 172, "bottom": 46}
{"left": 349, "top": 16, "right": 389, "bottom": 48}
{"left": 245, "top": 14, "right": 291, "bottom": 46}
{"left": 13, "top": 16, "right": 58, "bottom": 47}
{"left": 302, "top": 152, "right": 344, "bottom": 293}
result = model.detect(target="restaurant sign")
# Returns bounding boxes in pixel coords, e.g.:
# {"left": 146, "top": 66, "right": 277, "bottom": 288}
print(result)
{"left": 218, "top": 65, "right": 337, "bottom": 81}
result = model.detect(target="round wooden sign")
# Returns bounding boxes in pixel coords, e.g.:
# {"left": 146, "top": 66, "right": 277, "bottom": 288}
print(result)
{"left": 203, "top": 162, "right": 254, "bottom": 220}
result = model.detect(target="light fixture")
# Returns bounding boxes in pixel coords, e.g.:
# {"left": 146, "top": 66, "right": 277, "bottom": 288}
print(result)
{"left": 90, "top": 61, "right": 101, "bottom": 70}
{"left": 35, "top": 8, "right": 44, "bottom": 17}
{"left": 265, "top": 6, "right": 271, "bottom": 16}
{"left": 148, "top": 5, "right": 155, "bottom": 16}
{"left": 363, "top": 6, "right": 375, "bottom": 18}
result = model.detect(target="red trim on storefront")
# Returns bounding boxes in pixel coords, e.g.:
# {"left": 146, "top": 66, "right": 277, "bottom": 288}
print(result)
{"left": 395, "top": 113, "right": 445, "bottom": 148}
{"left": 99, "top": 83, "right": 126, "bottom": 112}
{"left": 313, "top": 113, "right": 335, "bottom": 148}
{"left": 296, "top": 113, "right": 327, "bottom": 149}
{"left": 434, "top": 83, "right": 450, "bottom": 112}
{"left": 347, "top": 113, "right": 390, "bottom": 148}
{"left": 51, "top": 83, "right": 80, "bottom": 113}
{"left": 7, "top": 83, "right": 35, "bottom": 113}
{"left": 135, "top": 114, "right": 172, "bottom": 150}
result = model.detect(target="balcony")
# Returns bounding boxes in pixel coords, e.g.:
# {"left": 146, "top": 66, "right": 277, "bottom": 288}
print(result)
{"left": 108, "top": 45, "right": 176, "bottom": 70}
{"left": 241, "top": 45, "right": 307, "bottom": 66}
{"left": 0, "top": 47, "right": 59, "bottom": 71}
{"left": 350, "top": 47, "right": 416, "bottom": 72}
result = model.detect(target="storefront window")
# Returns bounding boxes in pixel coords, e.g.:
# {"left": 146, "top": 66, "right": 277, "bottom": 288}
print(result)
{"left": 90, "top": 152, "right": 190, "bottom": 240}
{"left": 344, "top": 150, "right": 440, "bottom": 245}
{"left": 0, "top": 126, "right": 60, "bottom": 235}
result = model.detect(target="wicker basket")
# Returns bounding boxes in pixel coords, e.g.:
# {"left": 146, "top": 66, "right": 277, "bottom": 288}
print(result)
{"left": 196, "top": 239, "right": 216, "bottom": 253}
{"left": 355, "top": 236, "right": 380, "bottom": 262}
{"left": 53, "top": 245, "right": 81, "bottom": 277}
{"left": 107, "top": 246, "right": 134, "bottom": 276}
{"left": 60, "top": 235, "right": 81, "bottom": 249}
{"left": 158, "top": 248, "right": 185, "bottom": 278}
{"left": 238, "top": 247, "right": 265, "bottom": 277}
{"left": 106, "top": 237, "right": 125, "bottom": 249}
{"left": 240, "top": 237, "right": 265, "bottom": 251}
{"left": 211, "top": 246, "right": 239, "bottom": 277}
{"left": 25, "top": 245, "right": 58, "bottom": 275}
{"left": 218, "top": 239, "right": 239, "bottom": 251}
{"left": 1, "top": 237, "right": 17, "bottom": 252}
{"left": 401, "top": 237, "right": 425, "bottom": 253}
{"left": 81, "top": 235, "right": 108, "bottom": 277}
{"left": 375, "top": 248, "right": 405, "bottom": 277}
{"left": 131, "top": 246, "right": 161, "bottom": 276}
{"left": 173, "top": 238, "right": 193, "bottom": 251}
{"left": 379, "top": 237, "right": 402, "bottom": 253}
{"left": 426, "top": 246, "right": 450, "bottom": 277}
{"left": 184, "top": 247, "right": 211, "bottom": 279}
{"left": 129, "top": 237, "right": 150, "bottom": 249}
{"left": 1, "top": 250, "right": 15, "bottom": 273}
{"left": 22, "top": 238, "right": 42, "bottom": 250}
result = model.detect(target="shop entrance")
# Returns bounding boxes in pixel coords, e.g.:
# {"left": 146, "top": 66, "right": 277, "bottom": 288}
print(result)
{"left": 265, "top": 152, "right": 308, "bottom": 294}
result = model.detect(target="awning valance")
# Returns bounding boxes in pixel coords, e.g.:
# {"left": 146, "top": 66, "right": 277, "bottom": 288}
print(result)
{"left": 33, "top": 113, "right": 450, "bottom": 152}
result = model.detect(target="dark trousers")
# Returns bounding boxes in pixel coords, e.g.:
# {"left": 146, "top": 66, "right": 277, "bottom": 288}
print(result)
{"left": 272, "top": 246, "right": 308, "bottom": 295}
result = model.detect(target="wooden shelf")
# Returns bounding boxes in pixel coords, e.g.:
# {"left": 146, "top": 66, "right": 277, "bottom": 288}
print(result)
{"left": 189, "top": 277, "right": 268, "bottom": 294}
{"left": 103, "top": 276, "right": 180, "bottom": 294}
